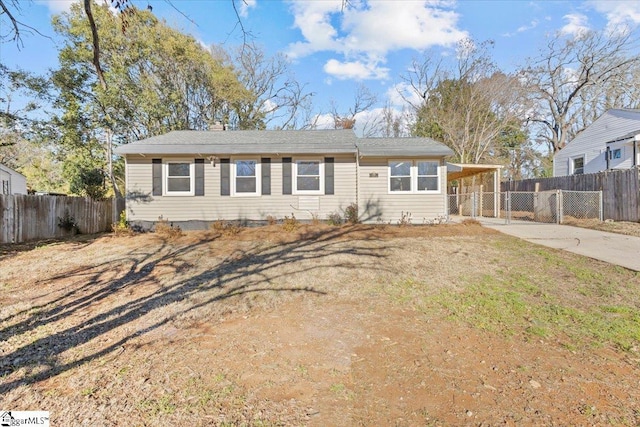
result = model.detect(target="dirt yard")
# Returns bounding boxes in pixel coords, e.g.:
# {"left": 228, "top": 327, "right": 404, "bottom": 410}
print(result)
{"left": 1, "top": 222, "right": 640, "bottom": 426}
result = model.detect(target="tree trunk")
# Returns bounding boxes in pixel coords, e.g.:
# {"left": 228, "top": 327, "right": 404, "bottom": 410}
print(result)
{"left": 84, "top": 0, "right": 120, "bottom": 198}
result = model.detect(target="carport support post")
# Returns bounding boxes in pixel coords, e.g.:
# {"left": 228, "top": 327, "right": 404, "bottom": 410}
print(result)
{"left": 479, "top": 185, "right": 483, "bottom": 218}
{"left": 471, "top": 192, "right": 476, "bottom": 218}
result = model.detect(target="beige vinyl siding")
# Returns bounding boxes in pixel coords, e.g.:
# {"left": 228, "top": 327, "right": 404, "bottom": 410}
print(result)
{"left": 357, "top": 158, "right": 447, "bottom": 223}
{"left": 124, "top": 154, "right": 356, "bottom": 222}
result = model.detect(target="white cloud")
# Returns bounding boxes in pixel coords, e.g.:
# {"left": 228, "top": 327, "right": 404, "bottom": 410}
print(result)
{"left": 340, "top": 1, "right": 466, "bottom": 54}
{"left": 239, "top": 0, "right": 257, "bottom": 18}
{"left": 262, "top": 98, "right": 277, "bottom": 113}
{"left": 311, "top": 113, "right": 335, "bottom": 129}
{"left": 323, "top": 58, "right": 389, "bottom": 80}
{"left": 311, "top": 100, "right": 413, "bottom": 136}
{"left": 513, "top": 19, "right": 539, "bottom": 35}
{"left": 588, "top": 0, "right": 640, "bottom": 33}
{"left": 287, "top": 1, "right": 344, "bottom": 58}
{"left": 36, "top": 0, "right": 78, "bottom": 13}
{"left": 560, "top": 13, "right": 590, "bottom": 37}
{"left": 287, "top": 0, "right": 467, "bottom": 81}
{"left": 386, "top": 82, "right": 422, "bottom": 108}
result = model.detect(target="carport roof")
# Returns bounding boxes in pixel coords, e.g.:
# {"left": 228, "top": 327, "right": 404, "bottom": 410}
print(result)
{"left": 446, "top": 163, "right": 503, "bottom": 181}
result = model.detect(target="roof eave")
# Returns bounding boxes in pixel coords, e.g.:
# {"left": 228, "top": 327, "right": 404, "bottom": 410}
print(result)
{"left": 358, "top": 150, "right": 454, "bottom": 157}
{"left": 604, "top": 130, "right": 640, "bottom": 144}
{"left": 114, "top": 147, "right": 357, "bottom": 156}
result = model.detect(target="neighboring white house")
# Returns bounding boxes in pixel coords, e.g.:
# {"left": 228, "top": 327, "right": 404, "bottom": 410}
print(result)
{"left": 0, "top": 164, "right": 27, "bottom": 195}
{"left": 553, "top": 109, "right": 640, "bottom": 177}
{"left": 114, "top": 129, "right": 456, "bottom": 227}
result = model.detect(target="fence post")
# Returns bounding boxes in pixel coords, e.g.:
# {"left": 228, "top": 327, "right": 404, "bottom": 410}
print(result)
{"left": 445, "top": 193, "right": 449, "bottom": 222}
{"left": 471, "top": 192, "right": 476, "bottom": 218}
{"left": 599, "top": 190, "right": 603, "bottom": 222}
{"left": 505, "top": 191, "right": 511, "bottom": 225}
{"left": 112, "top": 197, "right": 117, "bottom": 228}
{"left": 556, "top": 190, "right": 562, "bottom": 224}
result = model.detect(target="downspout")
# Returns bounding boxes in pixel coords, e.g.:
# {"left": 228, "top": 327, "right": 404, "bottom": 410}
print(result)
{"left": 444, "top": 159, "right": 449, "bottom": 221}
{"left": 634, "top": 134, "right": 639, "bottom": 167}
{"left": 605, "top": 146, "right": 610, "bottom": 170}
{"left": 355, "top": 147, "right": 360, "bottom": 215}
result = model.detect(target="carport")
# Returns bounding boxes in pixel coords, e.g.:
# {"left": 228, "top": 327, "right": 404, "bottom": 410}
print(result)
{"left": 446, "top": 163, "right": 503, "bottom": 218}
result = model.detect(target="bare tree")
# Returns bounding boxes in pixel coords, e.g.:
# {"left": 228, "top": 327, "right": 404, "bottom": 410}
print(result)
{"left": 330, "top": 84, "right": 377, "bottom": 131}
{"left": 404, "top": 39, "right": 529, "bottom": 165}
{"left": 213, "top": 42, "right": 314, "bottom": 130}
{"left": 399, "top": 56, "right": 443, "bottom": 111}
{"left": 350, "top": 103, "right": 411, "bottom": 138}
{"left": 521, "top": 29, "right": 640, "bottom": 153}
{"left": 374, "top": 103, "right": 410, "bottom": 138}
{"left": 0, "top": 0, "right": 53, "bottom": 47}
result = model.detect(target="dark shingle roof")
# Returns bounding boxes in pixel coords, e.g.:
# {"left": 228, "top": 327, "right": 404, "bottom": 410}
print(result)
{"left": 356, "top": 137, "right": 454, "bottom": 157}
{"left": 114, "top": 129, "right": 358, "bottom": 155}
{"left": 114, "top": 129, "right": 454, "bottom": 157}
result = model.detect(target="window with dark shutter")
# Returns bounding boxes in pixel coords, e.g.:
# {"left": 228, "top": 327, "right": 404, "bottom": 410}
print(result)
{"left": 324, "top": 157, "right": 334, "bottom": 195}
{"left": 195, "top": 158, "right": 205, "bottom": 196}
{"left": 282, "top": 157, "right": 292, "bottom": 195}
{"left": 152, "top": 159, "right": 162, "bottom": 196}
{"left": 261, "top": 158, "right": 271, "bottom": 195}
{"left": 220, "top": 158, "right": 230, "bottom": 196}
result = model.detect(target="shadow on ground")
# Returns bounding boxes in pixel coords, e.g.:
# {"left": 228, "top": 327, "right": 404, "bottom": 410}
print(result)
{"left": 0, "top": 226, "right": 392, "bottom": 394}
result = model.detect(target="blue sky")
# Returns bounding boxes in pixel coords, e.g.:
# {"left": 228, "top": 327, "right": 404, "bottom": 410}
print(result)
{"left": 2, "top": 0, "right": 640, "bottom": 132}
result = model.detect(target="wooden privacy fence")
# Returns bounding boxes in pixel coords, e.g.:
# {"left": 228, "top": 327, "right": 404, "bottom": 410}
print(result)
{"left": 0, "top": 195, "right": 125, "bottom": 243}
{"left": 501, "top": 168, "right": 640, "bottom": 222}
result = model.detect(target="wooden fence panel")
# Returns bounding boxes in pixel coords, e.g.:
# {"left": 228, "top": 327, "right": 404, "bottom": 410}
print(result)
{"left": 501, "top": 168, "right": 639, "bottom": 222}
{"left": 0, "top": 195, "right": 123, "bottom": 243}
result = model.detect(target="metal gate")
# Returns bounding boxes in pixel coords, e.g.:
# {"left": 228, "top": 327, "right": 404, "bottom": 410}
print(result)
{"left": 449, "top": 190, "right": 603, "bottom": 224}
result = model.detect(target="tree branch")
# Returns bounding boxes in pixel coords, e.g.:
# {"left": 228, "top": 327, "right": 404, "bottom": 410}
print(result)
{"left": 84, "top": 0, "right": 108, "bottom": 91}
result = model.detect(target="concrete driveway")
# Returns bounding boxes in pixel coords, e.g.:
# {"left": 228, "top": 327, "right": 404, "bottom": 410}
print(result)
{"left": 465, "top": 216, "right": 640, "bottom": 272}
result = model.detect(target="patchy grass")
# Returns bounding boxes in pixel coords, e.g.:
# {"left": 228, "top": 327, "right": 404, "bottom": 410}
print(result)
{"left": 1, "top": 223, "right": 640, "bottom": 426}
{"left": 385, "top": 237, "right": 640, "bottom": 352}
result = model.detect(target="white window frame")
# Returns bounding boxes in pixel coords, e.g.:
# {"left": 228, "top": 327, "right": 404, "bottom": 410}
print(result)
{"left": 388, "top": 159, "right": 441, "bottom": 194}
{"left": 232, "top": 158, "right": 261, "bottom": 197}
{"left": 416, "top": 160, "right": 440, "bottom": 193}
{"left": 388, "top": 160, "right": 413, "bottom": 193}
{"left": 571, "top": 155, "right": 585, "bottom": 175}
{"left": 164, "top": 160, "right": 195, "bottom": 196}
{"left": 293, "top": 158, "right": 324, "bottom": 195}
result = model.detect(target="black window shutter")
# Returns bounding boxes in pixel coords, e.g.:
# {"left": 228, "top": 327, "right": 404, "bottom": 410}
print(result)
{"left": 282, "top": 157, "right": 292, "bottom": 195}
{"left": 261, "top": 158, "right": 271, "bottom": 195}
{"left": 152, "top": 159, "right": 162, "bottom": 196}
{"left": 195, "top": 158, "right": 205, "bottom": 196}
{"left": 325, "top": 157, "right": 335, "bottom": 195}
{"left": 220, "top": 158, "right": 230, "bottom": 196}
